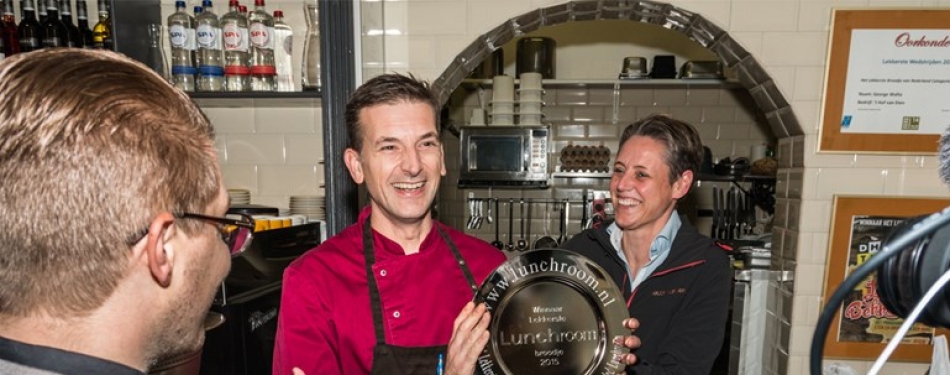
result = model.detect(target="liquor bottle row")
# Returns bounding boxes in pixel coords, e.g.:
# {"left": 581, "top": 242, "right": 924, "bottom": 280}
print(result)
{"left": 165, "top": 0, "right": 320, "bottom": 93}
{"left": 0, "top": 0, "right": 112, "bottom": 58}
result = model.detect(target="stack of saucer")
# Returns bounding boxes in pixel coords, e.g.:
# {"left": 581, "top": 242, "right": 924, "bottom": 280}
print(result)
{"left": 517, "top": 72, "right": 545, "bottom": 126}
{"left": 289, "top": 195, "right": 325, "bottom": 222}
{"left": 228, "top": 189, "right": 251, "bottom": 205}
{"left": 490, "top": 75, "right": 515, "bottom": 126}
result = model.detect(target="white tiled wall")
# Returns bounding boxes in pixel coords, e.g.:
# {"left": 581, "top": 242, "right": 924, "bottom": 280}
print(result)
{"left": 364, "top": 0, "right": 950, "bottom": 374}
{"left": 205, "top": 104, "right": 324, "bottom": 210}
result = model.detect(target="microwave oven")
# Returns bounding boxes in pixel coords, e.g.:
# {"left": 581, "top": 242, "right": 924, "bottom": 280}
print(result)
{"left": 458, "top": 125, "right": 549, "bottom": 188}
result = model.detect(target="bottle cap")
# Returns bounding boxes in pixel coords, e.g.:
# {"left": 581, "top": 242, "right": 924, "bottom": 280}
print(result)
{"left": 273, "top": 10, "right": 282, "bottom": 17}
{"left": 201, "top": 0, "right": 212, "bottom": 7}
{"left": 172, "top": 66, "right": 198, "bottom": 75}
{"left": 224, "top": 65, "right": 251, "bottom": 75}
{"left": 250, "top": 65, "right": 276, "bottom": 75}
{"left": 254, "top": 0, "right": 264, "bottom": 6}
{"left": 198, "top": 66, "right": 225, "bottom": 76}
{"left": 239, "top": 5, "right": 246, "bottom": 12}
{"left": 228, "top": 0, "right": 238, "bottom": 5}
{"left": 175, "top": 0, "right": 185, "bottom": 7}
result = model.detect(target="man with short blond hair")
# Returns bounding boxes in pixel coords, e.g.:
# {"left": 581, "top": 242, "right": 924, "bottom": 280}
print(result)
{"left": 0, "top": 49, "right": 252, "bottom": 375}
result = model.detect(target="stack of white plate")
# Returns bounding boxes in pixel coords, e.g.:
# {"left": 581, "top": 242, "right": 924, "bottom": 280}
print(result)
{"left": 228, "top": 189, "right": 251, "bottom": 205}
{"left": 289, "top": 195, "right": 325, "bottom": 222}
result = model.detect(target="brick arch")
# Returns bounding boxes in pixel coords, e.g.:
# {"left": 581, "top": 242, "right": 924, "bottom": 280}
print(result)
{"left": 430, "top": 0, "right": 803, "bottom": 137}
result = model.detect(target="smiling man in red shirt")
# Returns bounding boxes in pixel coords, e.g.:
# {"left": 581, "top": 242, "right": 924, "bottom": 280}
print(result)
{"left": 273, "top": 73, "right": 508, "bottom": 375}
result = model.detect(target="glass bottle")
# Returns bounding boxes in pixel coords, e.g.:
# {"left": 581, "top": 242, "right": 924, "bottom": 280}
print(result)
{"left": 194, "top": 0, "right": 222, "bottom": 68}
{"left": 75, "top": 0, "right": 93, "bottom": 48}
{"left": 167, "top": 0, "right": 195, "bottom": 67}
{"left": 146, "top": 24, "right": 168, "bottom": 79}
{"left": 219, "top": 0, "right": 247, "bottom": 68}
{"left": 272, "top": 10, "right": 292, "bottom": 91}
{"left": 17, "top": 0, "right": 41, "bottom": 52}
{"left": 40, "top": 0, "right": 67, "bottom": 48}
{"left": 91, "top": 0, "right": 111, "bottom": 49}
{"left": 37, "top": 0, "right": 45, "bottom": 24}
{"left": 247, "top": 0, "right": 273, "bottom": 69}
{"left": 1, "top": 0, "right": 19, "bottom": 57}
{"left": 301, "top": 1, "right": 320, "bottom": 90}
{"left": 59, "top": 0, "right": 82, "bottom": 47}
{"left": 172, "top": 65, "right": 197, "bottom": 91}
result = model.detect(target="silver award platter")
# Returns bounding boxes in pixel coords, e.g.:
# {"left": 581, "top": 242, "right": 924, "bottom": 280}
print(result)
{"left": 473, "top": 249, "right": 629, "bottom": 375}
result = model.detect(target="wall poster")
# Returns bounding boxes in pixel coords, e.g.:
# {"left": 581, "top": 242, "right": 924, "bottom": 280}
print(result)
{"left": 819, "top": 9, "right": 950, "bottom": 153}
{"left": 823, "top": 195, "right": 950, "bottom": 361}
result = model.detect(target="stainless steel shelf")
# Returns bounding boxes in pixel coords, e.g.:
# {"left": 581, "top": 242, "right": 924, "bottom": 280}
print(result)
{"left": 552, "top": 171, "right": 611, "bottom": 179}
{"left": 461, "top": 78, "right": 741, "bottom": 89}
{"left": 188, "top": 90, "right": 322, "bottom": 108}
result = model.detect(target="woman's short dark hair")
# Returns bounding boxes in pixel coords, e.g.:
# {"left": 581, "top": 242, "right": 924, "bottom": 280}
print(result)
{"left": 618, "top": 114, "right": 704, "bottom": 184}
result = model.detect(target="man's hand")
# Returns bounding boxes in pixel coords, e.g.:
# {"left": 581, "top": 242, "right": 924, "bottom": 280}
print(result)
{"left": 613, "top": 317, "right": 640, "bottom": 374}
{"left": 445, "top": 302, "right": 491, "bottom": 375}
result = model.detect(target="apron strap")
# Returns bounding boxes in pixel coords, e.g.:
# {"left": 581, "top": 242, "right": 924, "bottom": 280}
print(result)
{"left": 362, "top": 217, "right": 388, "bottom": 346}
{"left": 362, "top": 215, "right": 479, "bottom": 347}
{"left": 435, "top": 225, "right": 478, "bottom": 294}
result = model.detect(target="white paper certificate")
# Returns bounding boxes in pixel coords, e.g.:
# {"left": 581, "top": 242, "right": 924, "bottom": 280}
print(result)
{"left": 839, "top": 29, "right": 950, "bottom": 134}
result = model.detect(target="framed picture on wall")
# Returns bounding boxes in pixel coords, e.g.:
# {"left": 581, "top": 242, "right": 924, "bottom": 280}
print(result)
{"left": 819, "top": 9, "right": 950, "bottom": 154}
{"left": 822, "top": 195, "right": 950, "bottom": 361}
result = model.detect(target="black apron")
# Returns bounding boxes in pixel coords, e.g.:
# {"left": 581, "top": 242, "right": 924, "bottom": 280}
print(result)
{"left": 362, "top": 217, "right": 478, "bottom": 375}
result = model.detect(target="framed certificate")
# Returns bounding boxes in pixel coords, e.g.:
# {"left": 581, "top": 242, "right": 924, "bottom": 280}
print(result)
{"left": 819, "top": 9, "right": 950, "bottom": 154}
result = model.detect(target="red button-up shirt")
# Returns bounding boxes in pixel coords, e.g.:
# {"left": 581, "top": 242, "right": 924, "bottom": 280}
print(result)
{"left": 273, "top": 206, "right": 507, "bottom": 375}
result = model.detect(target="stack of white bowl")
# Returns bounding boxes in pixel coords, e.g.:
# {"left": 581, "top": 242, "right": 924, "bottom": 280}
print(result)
{"left": 490, "top": 75, "right": 515, "bottom": 126}
{"left": 517, "top": 72, "right": 545, "bottom": 126}
{"left": 228, "top": 189, "right": 251, "bottom": 205}
{"left": 289, "top": 195, "right": 325, "bottom": 222}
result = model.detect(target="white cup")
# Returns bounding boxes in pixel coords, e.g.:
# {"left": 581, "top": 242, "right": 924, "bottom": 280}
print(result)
{"left": 751, "top": 144, "right": 768, "bottom": 161}
{"left": 519, "top": 100, "right": 543, "bottom": 114}
{"left": 470, "top": 108, "right": 487, "bottom": 125}
{"left": 519, "top": 72, "right": 543, "bottom": 90}
{"left": 492, "top": 75, "right": 515, "bottom": 102}
{"left": 518, "top": 89, "right": 544, "bottom": 102}
{"left": 491, "top": 114, "right": 514, "bottom": 125}
{"left": 491, "top": 101, "right": 514, "bottom": 114}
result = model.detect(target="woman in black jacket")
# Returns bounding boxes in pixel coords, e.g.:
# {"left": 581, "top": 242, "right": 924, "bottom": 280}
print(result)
{"left": 562, "top": 115, "right": 732, "bottom": 375}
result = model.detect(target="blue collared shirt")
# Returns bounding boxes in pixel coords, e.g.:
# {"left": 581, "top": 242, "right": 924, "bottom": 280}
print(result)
{"left": 607, "top": 211, "right": 681, "bottom": 292}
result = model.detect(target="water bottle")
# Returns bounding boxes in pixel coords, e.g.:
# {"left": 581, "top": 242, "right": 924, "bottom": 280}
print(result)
{"left": 272, "top": 10, "right": 292, "bottom": 92}
{"left": 146, "top": 24, "right": 168, "bottom": 79}
{"left": 167, "top": 0, "right": 195, "bottom": 67}
{"left": 247, "top": 0, "right": 274, "bottom": 91}
{"left": 219, "top": 0, "right": 247, "bottom": 68}
{"left": 301, "top": 1, "right": 320, "bottom": 90}
{"left": 195, "top": 0, "right": 222, "bottom": 69}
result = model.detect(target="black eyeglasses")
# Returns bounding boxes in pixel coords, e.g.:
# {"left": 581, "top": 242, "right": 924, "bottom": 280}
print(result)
{"left": 126, "top": 213, "right": 255, "bottom": 257}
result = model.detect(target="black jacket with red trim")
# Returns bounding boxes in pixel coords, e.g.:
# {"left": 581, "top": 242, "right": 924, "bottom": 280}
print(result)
{"left": 561, "top": 218, "right": 732, "bottom": 375}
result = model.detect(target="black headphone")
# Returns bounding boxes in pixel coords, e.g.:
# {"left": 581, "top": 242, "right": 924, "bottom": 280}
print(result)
{"left": 876, "top": 214, "right": 950, "bottom": 329}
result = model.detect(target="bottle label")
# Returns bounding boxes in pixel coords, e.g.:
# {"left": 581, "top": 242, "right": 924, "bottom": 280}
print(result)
{"left": 169, "top": 24, "right": 188, "bottom": 48}
{"left": 42, "top": 37, "right": 61, "bottom": 47}
{"left": 186, "top": 28, "right": 196, "bottom": 50}
{"left": 196, "top": 23, "right": 218, "bottom": 49}
{"left": 222, "top": 22, "right": 245, "bottom": 51}
{"left": 19, "top": 37, "right": 37, "bottom": 48}
{"left": 249, "top": 22, "right": 271, "bottom": 49}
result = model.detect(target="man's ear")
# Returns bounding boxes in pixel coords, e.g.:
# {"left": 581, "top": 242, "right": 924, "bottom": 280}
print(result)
{"left": 140, "top": 212, "right": 177, "bottom": 287}
{"left": 344, "top": 148, "right": 364, "bottom": 184}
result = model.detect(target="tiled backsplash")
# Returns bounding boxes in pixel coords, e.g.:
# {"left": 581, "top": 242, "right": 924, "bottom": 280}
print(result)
{"left": 205, "top": 105, "right": 325, "bottom": 210}
{"left": 438, "top": 82, "right": 776, "bottom": 246}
